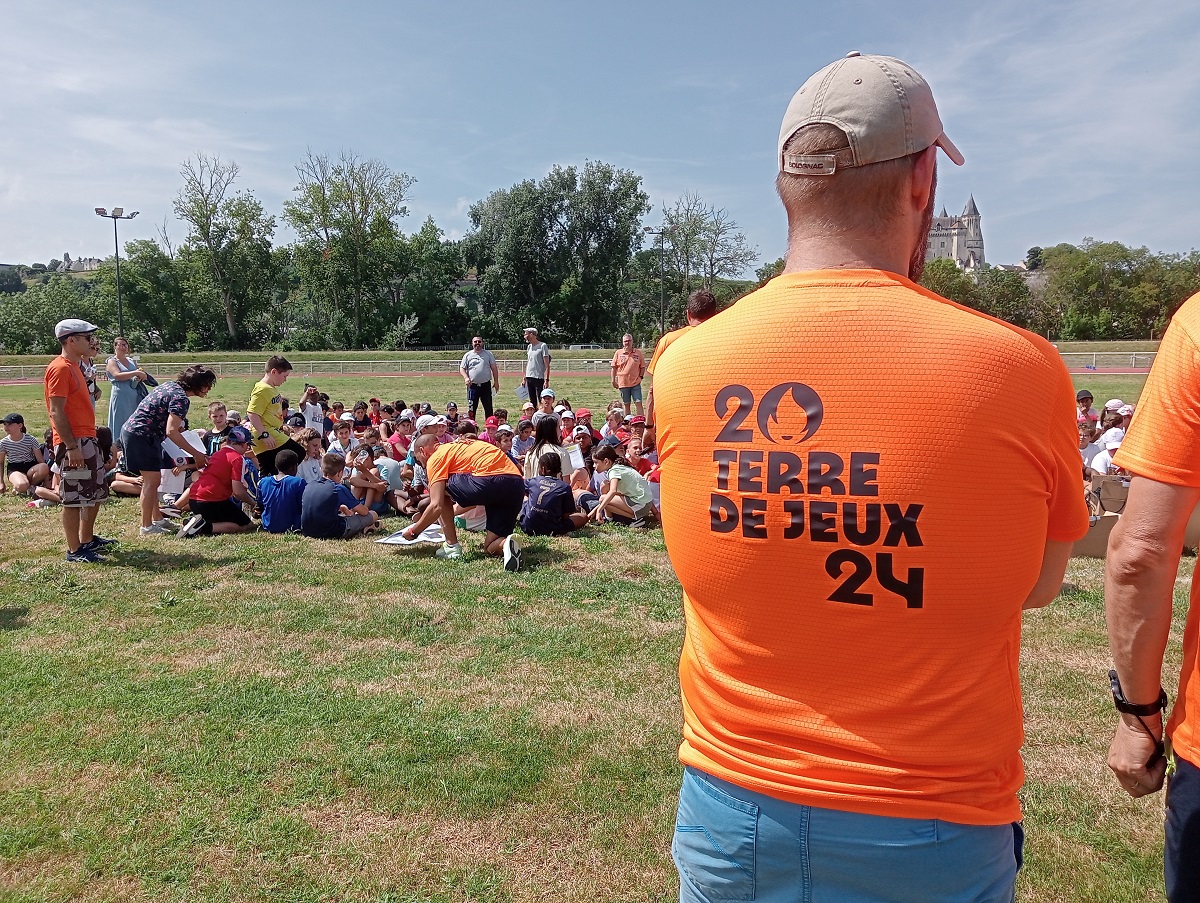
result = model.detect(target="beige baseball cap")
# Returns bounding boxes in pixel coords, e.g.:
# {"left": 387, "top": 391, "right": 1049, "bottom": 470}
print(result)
{"left": 779, "top": 51, "right": 964, "bottom": 176}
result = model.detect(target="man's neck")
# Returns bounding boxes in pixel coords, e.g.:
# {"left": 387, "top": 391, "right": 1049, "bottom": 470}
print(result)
{"left": 782, "top": 231, "right": 913, "bottom": 277}
{"left": 60, "top": 347, "right": 83, "bottom": 365}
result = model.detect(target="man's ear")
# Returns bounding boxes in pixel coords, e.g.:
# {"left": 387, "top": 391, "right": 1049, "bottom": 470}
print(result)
{"left": 910, "top": 146, "right": 937, "bottom": 213}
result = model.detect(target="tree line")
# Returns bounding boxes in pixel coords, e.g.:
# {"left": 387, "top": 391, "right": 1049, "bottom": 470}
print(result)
{"left": 0, "top": 152, "right": 759, "bottom": 355}
{"left": 917, "top": 241, "right": 1200, "bottom": 341}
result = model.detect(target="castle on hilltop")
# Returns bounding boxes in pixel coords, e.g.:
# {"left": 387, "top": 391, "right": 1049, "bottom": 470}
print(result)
{"left": 925, "top": 196, "right": 984, "bottom": 271}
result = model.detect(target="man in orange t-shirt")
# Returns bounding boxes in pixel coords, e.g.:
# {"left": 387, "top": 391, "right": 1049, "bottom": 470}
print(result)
{"left": 644, "top": 288, "right": 718, "bottom": 429}
{"left": 403, "top": 433, "right": 525, "bottom": 570}
{"left": 44, "top": 318, "right": 110, "bottom": 563}
{"left": 654, "top": 54, "right": 1087, "bottom": 901}
{"left": 1107, "top": 294, "right": 1200, "bottom": 900}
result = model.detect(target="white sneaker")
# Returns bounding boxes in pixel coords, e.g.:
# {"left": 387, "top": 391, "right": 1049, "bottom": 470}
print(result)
{"left": 140, "top": 522, "right": 171, "bottom": 536}
{"left": 434, "top": 542, "right": 463, "bottom": 560}
{"left": 502, "top": 535, "right": 522, "bottom": 572}
{"left": 177, "top": 514, "right": 207, "bottom": 538}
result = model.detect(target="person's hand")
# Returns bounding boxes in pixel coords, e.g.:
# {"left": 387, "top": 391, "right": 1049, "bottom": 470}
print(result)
{"left": 261, "top": 435, "right": 276, "bottom": 450}
{"left": 1107, "top": 716, "right": 1167, "bottom": 798}
{"left": 402, "top": 524, "right": 418, "bottom": 540}
{"left": 65, "top": 445, "right": 84, "bottom": 468}
{"left": 192, "top": 451, "right": 209, "bottom": 468}
{"left": 134, "top": 369, "right": 148, "bottom": 380}
{"left": 611, "top": 379, "right": 618, "bottom": 389}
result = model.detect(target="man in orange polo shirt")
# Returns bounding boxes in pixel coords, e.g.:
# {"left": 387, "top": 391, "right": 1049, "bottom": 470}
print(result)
{"left": 402, "top": 433, "right": 525, "bottom": 570}
{"left": 1106, "top": 299, "right": 1200, "bottom": 901}
{"left": 611, "top": 333, "right": 647, "bottom": 417}
{"left": 653, "top": 53, "right": 1087, "bottom": 901}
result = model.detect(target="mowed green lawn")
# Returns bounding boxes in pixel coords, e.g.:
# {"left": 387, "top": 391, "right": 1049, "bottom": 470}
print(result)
{"left": 0, "top": 372, "right": 1180, "bottom": 902}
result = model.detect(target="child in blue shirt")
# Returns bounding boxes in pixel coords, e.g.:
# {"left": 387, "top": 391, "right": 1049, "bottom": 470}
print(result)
{"left": 258, "top": 449, "right": 306, "bottom": 533}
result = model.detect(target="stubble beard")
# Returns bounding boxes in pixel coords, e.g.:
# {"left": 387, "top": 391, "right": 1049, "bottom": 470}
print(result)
{"left": 908, "top": 163, "right": 938, "bottom": 283}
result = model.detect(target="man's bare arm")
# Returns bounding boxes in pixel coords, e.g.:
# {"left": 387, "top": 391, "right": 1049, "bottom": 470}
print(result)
{"left": 1106, "top": 476, "right": 1200, "bottom": 796}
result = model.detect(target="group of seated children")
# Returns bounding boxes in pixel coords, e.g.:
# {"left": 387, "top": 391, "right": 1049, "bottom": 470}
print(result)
{"left": 7, "top": 387, "right": 662, "bottom": 547}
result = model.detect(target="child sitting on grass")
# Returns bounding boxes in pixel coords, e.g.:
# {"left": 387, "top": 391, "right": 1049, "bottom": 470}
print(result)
{"left": 294, "top": 428, "right": 324, "bottom": 483}
{"left": 520, "top": 451, "right": 589, "bottom": 536}
{"left": 177, "top": 426, "right": 258, "bottom": 537}
{"left": 347, "top": 446, "right": 389, "bottom": 515}
{"left": 300, "top": 453, "right": 379, "bottom": 539}
{"left": 0, "top": 413, "right": 49, "bottom": 496}
{"left": 590, "top": 445, "right": 659, "bottom": 528}
{"left": 257, "top": 448, "right": 306, "bottom": 534}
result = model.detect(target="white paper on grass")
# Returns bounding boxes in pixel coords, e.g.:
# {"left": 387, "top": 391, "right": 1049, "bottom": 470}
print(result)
{"left": 375, "top": 525, "right": 446, "bottom": 546}
{"left": 159, "top": 430, "right": 204, "bottom": 496}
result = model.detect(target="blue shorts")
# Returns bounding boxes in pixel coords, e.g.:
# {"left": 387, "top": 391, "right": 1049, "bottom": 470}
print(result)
{"left": 673, "top": 767, "right": 1022, "bottom": 903}
{"left": 620, "top": 384, "right": 643, "bottom": 404}
{"left": 1167, "top": 752, "right": 1200, "bottom": 902}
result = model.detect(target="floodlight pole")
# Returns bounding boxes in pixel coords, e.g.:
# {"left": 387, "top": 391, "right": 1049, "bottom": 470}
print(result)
{"left": 644, "top": 226, "right": 667, "bottom": 336}
{"left": 94, "top": 207, "right": 139, "bottom": 336}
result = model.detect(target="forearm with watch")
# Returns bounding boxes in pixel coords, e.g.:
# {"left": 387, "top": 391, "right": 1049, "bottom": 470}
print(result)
{"left": 247, "top": 412, "right": 275, "bottom": 449}
{"left": 48, "top": 399, "right": 82, "bottom": 466}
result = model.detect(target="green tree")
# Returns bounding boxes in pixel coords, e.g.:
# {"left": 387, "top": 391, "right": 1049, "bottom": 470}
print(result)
{"left": 173, "top": 154, "right": 278, "bottom": 346}
{"left": 1025, "top": 246, "right": 1043, "bottom": 271}
{"left": 464, "top": 160, "right": 650, "bottom": 343}
{"left": 0, "top": 267, "right": 24, "bottom": 293}
{"left": 0, "top": 275, "right": 103, "bottom": 354}
{"left": 756, "top": 257, "right": 785, "bottom": 285}
{"left": 920, "top": 258, "right": 977, "bottom": 307}
{"left": 283, "top": 150, "right": 415, "bottom": 348}
{"left": 974, "top": 266, "right": 1034, "bottom": 327}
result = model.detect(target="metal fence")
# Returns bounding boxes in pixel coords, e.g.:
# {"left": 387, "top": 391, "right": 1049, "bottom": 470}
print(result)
{"left": 1058, "top": 352, "right": 1158, "bottom": 371}
{"left": 0, "top": 352, "right": 1157, "bottom": 383}
{"left": 0, "top": 358, "right": 615, "bottom": 382}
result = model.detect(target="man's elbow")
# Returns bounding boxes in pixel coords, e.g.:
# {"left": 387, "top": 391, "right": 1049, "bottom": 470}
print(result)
{"left": 1108, "top": 528, "right": 1177, "bottom": 589}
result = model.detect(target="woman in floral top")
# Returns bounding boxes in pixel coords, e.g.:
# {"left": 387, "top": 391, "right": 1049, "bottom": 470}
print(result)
{"left": 121, "top": 366, "right": 217, "bottom": 535}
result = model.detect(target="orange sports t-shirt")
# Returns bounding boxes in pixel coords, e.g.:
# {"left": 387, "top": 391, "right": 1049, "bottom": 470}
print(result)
{"left": 425, "top": 439, "right": 520, "bottom": 484}
{"left": 647, "top": 326, "right": 692, "bottom": 377}
{"left": 1113, "top": 291, "right": 1200, "bottom": 765}
{"left": 654, "top": 269, "right": 1088, "bottom": 826}
{"left": 44, "top": 355, "right": 97, "bottom": 444}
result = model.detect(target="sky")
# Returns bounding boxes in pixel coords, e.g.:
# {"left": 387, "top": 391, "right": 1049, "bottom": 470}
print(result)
{"left": 3, "top": 1, "right": 1199, "bottom": 275}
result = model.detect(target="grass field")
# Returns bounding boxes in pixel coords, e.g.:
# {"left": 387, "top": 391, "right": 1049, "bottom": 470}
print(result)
{"left": 0, "top": 372, "right": 1177, "bottom": 902}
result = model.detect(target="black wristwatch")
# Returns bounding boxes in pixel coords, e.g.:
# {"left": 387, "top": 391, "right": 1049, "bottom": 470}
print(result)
{"left": 259, "top": 431, "right": 269, "bottom": 440}
{"left": 1109, "top": 670, "right": 1168, "bottom": 715}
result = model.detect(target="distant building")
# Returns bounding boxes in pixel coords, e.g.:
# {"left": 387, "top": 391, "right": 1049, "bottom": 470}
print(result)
{"left": 53, "top": 252, "right": 103, "bottom": 273}
{"left": 925, "top": 196, "right": 984, "bottom": 272}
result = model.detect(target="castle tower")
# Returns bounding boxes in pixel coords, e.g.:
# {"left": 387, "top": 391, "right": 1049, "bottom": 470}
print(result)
{"left": 961, "top": 195, "right": 984, "bottom": 269}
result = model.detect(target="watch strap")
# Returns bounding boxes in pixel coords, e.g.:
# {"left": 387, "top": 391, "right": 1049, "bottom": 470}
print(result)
{"left": 1109, "top": 669, "right": 1168, "bottom": 715}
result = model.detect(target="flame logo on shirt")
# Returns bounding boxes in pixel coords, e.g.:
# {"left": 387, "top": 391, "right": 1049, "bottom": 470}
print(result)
{"left": 757, "top": 382, "right": 824, "bottom": 444}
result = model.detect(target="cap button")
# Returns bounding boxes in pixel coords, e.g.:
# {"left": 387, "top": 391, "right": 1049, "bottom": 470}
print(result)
{"left": 846, "top": 50, "right": 861, "bottom": 57}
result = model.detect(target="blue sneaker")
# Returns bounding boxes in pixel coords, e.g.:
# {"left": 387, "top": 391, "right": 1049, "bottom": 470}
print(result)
{"left": 65, "top": 547, "right": 104, "bottom": 563}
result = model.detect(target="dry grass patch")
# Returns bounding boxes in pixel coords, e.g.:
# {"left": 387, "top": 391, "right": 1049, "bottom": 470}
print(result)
{"left": 293, "top": 794, "right": 675, "bottom": 903}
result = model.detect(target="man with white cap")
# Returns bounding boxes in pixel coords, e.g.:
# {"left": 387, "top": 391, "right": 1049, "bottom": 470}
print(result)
{"left": 45, "top": 319, "right": 112, "bottom": 562}
{"left": 654, "top": 53, "right": 1087, "bottom": 900}
{"left": 522, "top": 327, "right": 551, "bottom": 404}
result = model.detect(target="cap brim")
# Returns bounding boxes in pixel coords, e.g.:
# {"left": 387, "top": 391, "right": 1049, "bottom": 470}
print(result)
{"left": 936, "top": 133, "right": 965, "bottom": 167}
